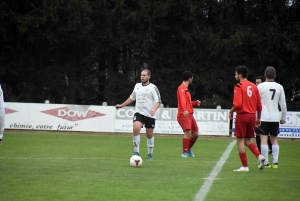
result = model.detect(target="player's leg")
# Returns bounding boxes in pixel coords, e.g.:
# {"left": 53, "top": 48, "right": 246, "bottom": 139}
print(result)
{"left": 0, "top": 111, "right": 4, "bottom": 146}
{"left": 244, "top": 137, "right": 265, "bottom": 170}
{"left": 188, "top": 114, "right": 198, "bottom": 157}
{"left": 270, "top": 122, "right": 280, "bottom": 168}
{"left": 145, "top": 128, "right": 154, "bottom": 159}
{"left": 245, "top": 114, "right": 265, "bottom": 170}
{"left": 177, "top": 114, "right": 192, "bottom": 157}
{"left": 233, "top": 114, "right": 249, "bottom": 171}
{"left": 145, "top": 117, "right": 155, "bottom": 160}
{"left": 132, "top": 113, "right": 144, "bottom": 156}
{"left": 268, "top": 134, "right": 272, "bottom": 154}
{"left": 270, "top": 135, "right": 279, "bottom": 168}
{"left": 258, "top": 122, "right": 270, "bottom": 167}
{"left": 255, "top": 133, "right": 261, "bottom": 153}
{"left": 234, "top": 137, "right": 249, "bottom": 171}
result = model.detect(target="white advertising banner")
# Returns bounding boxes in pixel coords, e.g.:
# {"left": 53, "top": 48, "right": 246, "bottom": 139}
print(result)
{"left": 115, "top": 107, "right": 230, "bottom": 135}
{"left": 8, "top": 102, "right": 298, "bottom": 137}
{"left": 278, "top": 112, "right": 300, "bottom": 138}
{"left": 5, "top": 103, "right": 115, "bottom": 132}
{"left": 231, "top": 112, "right": 300, "bottom": 139}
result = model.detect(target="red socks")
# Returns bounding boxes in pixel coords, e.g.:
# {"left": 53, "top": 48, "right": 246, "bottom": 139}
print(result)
{"left": 188, "top": 136, "right": 197, "bottom": 151}
{"left": 239, "top": 152, "right": 248, "bottom": 167}
{"left": 182, "top": 138, "right": 189, "bottom": 153}
{"left": 248, "top": 143, "right": 260, "bottom": 158}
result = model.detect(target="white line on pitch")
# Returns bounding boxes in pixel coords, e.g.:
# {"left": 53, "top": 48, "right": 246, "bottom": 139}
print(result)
{"left": 194, "top": 140, "right": 236, "bottom": 201}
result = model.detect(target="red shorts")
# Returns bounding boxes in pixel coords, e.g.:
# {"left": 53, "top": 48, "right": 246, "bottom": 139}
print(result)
{"left": 234, "top": 113, "right": 256, "bottom": 138}
{"left": 177, "top": 114, "right": 198, "bottom": 132}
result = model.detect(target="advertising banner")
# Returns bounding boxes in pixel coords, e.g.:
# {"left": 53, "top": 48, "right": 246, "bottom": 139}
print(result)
{"left": 5, "top": 103, "right": 115, "bottom": 132}
{"left": 115, "top": 107, "right": 230, "bottom": 135}
{"left": 231, "top": 112, "right": 300, "bottom": 138}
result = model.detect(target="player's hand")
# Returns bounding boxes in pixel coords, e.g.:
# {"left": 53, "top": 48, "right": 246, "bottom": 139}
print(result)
{"left": 183, "top": 110, "right": 189, "bottom": 117}
{"left": 255, "top": 119, "right": 261, "bottom": 127}
{"left": 196, "top": 100, "right": 201, "bottom": 106}
{"left": 150, "top": 109, "right": 156, "bottom": 116}
{"left": 229, "top": 112, "right": 233, "bottom": 120}
{"left": 115, "top": 104, "right": 123, "bottom": 109}
{"left": 280, "top": 120, "right": 286, "bottom": 124}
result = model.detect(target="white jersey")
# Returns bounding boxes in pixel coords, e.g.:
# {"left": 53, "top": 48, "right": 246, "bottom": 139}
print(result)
{"left": 0, "top": 84, "right": 4, "bottom": 140}
{"left": 129, "top": 83, "right": 161, "bottom": 119}
{"left": 0, "top": 85, "right": 4, "bottom": 111}
{"left": 257, "top": 81, "right": 287, "bottom": 122}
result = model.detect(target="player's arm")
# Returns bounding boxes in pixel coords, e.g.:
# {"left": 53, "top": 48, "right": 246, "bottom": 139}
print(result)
{"left": 229, "top": 106, "right": 235, "bottom": 120}
{"left": 256, "top": 89, "right": 262, "bottom": 119}
{"left": 191, "top": 100, "right": 201, "bottom": 107}
{"left": 178, "top": 89, "right": 188, "bottom": 111}
{"left": 115, "top": 97, "right": 134, "bottom": 109}
{"left": 229, "top": 85, "right": 241, "bottom": 119}
{"left": 254, "top": 88, "right": 262, "bottom": 126}
{"left": 232, "top": 86, "right": 242, "bottom": 111}
{"left": 150, "top": 86, "right": 161, "bottom": 115}
{"left": 279, "top": 87, "right": 287, "bottom": 123}
{"left": 150, "top": 102, "right": 160, "bottom": 116}
{"left": 116, "top": 86, "right": 136, "bottom": 108}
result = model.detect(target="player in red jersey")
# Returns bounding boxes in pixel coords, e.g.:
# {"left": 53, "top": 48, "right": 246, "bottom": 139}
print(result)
{"left": 229, "top": 66, "right": 265, "bottom": 171}
{"left": 177, "top": 71, "right": 201, "bottom": 158}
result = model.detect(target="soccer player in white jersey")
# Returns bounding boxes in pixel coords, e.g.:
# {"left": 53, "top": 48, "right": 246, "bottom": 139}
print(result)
{"left": 256, "top": 66, "right": 287, "bottom": 168}
{"left": 255, "top": 76, "right": 273, "bottom": 155}
{"left": 0, "top": 85, "right": 5, "bottom": 146}
{"left": 116, "top": 69, "right": 161, "bottom": 159}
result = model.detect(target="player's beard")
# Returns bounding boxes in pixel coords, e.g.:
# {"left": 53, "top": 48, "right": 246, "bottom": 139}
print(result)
{"left": 142, "top": 78, "right": 149, "bottom": 84}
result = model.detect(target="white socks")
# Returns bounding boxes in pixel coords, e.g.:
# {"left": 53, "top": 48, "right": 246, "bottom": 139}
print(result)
{"left": 133, "top": 135, "right": 154, "bottom": 155}
{"left": 261, "top": 145, "right": 269, "bottom": 164}
{"left": 261, "top": 144, "right": 279, "bottom": 164}
{"left": 133, "top": 135, "right": 140, "bottom": 153}
{"left": 147, "top": 137, "right": 154, "bottom": 154}
{"left": 272, "top": 145, "right": 279, "bottom": 164}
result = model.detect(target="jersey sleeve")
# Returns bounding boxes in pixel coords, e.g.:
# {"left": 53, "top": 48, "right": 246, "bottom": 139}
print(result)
{"left": 152, "top": 85, "right": 162, "bottom": 103}
{"left": 279, "top": 86, "right": 287, "bottom": 121}
{"left": 233, "top": 85, "right": 242, "bottom": 111}
{"left": 177, "top": 88, "right": 187, "bottom": 111}
{"left": 256, "top": 88, "right": 262, "bottom": 112}
{"left": 129, "top": 84, "right": 137, "bottom": 101}
{"left": 191, "top": 101, "right": 198, "bottom": 107}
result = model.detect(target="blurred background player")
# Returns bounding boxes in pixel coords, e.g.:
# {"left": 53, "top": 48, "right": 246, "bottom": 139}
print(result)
{"left": 229, "top": 66, "right": 265, "bottom": 172}
{"left": 0, "top": 84, "right": 4, "bottom": 146}
{"left": 115, "top": 69, "right": 161, "bottom": 160}
{"left": 255, "top": 76, "right": 265, "bottom": 85}
{"left": 256, "top": 66, "right": 287, "bottom": 168}
{"left": 255, "top": 76, "right": 273, "bottom": 154}
{"left": 177, "top": 71, "right": 201, "bottom": 158}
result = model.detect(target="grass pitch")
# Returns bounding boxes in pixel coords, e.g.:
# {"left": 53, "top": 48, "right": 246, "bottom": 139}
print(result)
{"left": 0, "top": 132, "right": 299, "bottom": 201}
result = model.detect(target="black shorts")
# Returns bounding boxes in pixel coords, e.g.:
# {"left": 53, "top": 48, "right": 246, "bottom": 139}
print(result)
{"left": 254, "top": 121, "right": 279, "bottom": 136}
{"left": 133, "top": 112, "right": 155, "bottom": 129}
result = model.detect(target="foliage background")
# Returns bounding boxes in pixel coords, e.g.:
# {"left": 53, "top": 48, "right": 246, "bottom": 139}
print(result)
{"left": 0, "top": 0, "right": 299, "bottom": 110}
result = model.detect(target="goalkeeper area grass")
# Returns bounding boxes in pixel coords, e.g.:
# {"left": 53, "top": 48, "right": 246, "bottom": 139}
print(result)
{"left": 0, "top": 131, "right": 299, "bottom": 201}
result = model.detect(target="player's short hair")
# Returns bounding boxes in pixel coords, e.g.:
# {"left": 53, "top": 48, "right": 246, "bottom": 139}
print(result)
{"left": 235, "top": 66, "right": 248, "bottom": 78}
{"left": 265, "top": 66, "right": 276, "bottom": 79}
{"left": 182, "top": 71, "right": 193, "bottom": 81}
{"left": 142, "top": 69, "right": 151, "bottom": 76}
{"left": 256, "top": 76, "right": 265, "bottom": 82}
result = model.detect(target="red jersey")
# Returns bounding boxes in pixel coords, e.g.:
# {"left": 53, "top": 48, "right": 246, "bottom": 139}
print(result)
{"left": 177, "top": 84, "right": 198, "bottom": 117}
{"left": 233, "top": 80, "right": 262, "bottom": 114}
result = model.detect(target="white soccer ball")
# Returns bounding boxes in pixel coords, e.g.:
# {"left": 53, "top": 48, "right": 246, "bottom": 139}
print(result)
{"left": 130, "top": 155, "right": 143, "bottom": 167}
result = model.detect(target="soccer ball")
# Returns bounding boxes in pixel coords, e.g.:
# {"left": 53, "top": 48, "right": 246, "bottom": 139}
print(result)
{"left": 130, "top": 155, "right": 142, "bottom": 167}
